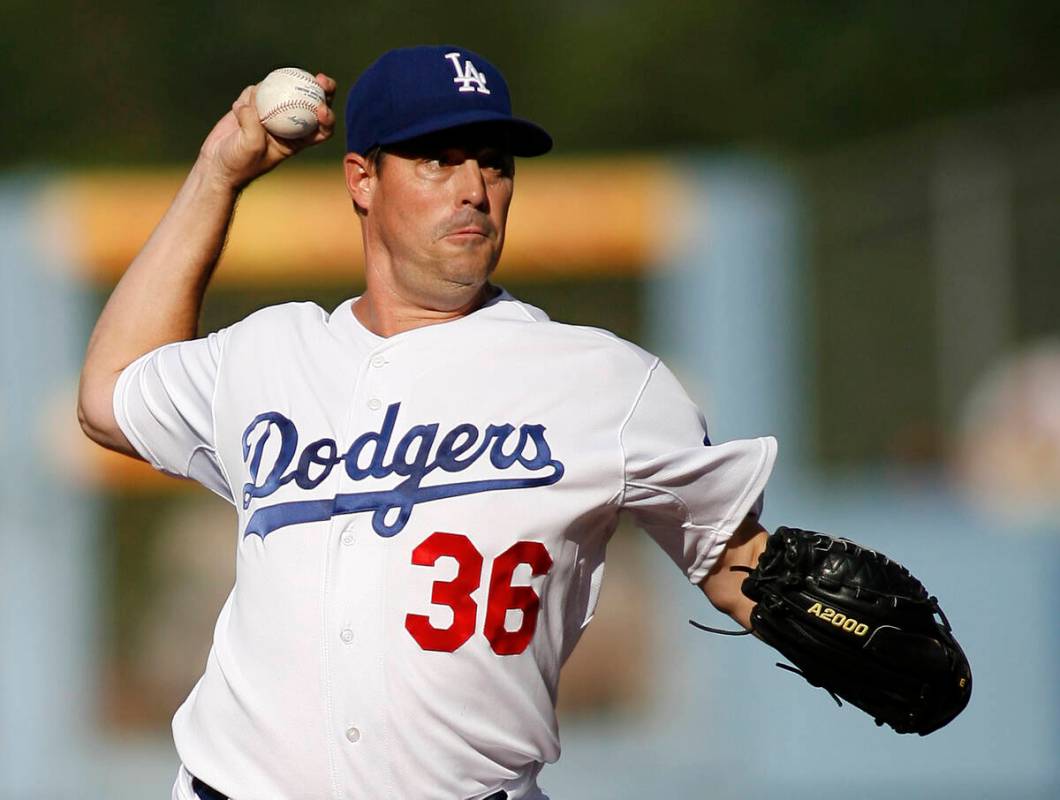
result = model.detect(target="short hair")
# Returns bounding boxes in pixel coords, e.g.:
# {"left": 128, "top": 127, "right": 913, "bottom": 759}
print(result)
{"left": 363, "top": 145, "right": 386, "bottom": 175}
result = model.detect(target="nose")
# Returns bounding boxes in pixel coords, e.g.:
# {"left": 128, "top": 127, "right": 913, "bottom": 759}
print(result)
{"left": 454, "top": 159, "right": 489, "bottom": 211}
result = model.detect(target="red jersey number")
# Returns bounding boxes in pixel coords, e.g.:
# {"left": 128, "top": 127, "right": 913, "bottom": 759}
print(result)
{"left": 484, "top": 541, "right": 553, "bottom": 655}
{"left": 404, "top": 532, "right": 483, "bottom": 652}
{"left": 404, "top": 532, "right": 553, "bottom": 655}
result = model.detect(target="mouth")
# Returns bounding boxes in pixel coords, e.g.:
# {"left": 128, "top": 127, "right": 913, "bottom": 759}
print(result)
{"left": 443, "top": 226, "right": 491, "bottom": 243}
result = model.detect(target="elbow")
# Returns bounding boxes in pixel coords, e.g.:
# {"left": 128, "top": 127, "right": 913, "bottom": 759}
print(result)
{"left": 76, "top": 396, "right": 91, "bottom": 438}
{"left": 77, "top": 368, "right": 140, "bottom": 460}
{"left": 76, "top": 370, "right": 120, "bottom": 450}
{"left": 76, "top": 387, "right": 107, "bottom": 447}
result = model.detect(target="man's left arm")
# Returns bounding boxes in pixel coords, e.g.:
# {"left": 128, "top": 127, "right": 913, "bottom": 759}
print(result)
{"left": 618, "top": 357, "right": 971, "bottom": 734}
{"left": 698, "top": 514, "right": 767, "bottom": 631}
{"left": 695, "top": 519, "right": 974, "bottom": 734}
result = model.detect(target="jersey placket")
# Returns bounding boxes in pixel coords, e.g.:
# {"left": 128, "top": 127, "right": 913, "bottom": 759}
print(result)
{"left": 322, "top": 343, "right": 397, "bottom": 796}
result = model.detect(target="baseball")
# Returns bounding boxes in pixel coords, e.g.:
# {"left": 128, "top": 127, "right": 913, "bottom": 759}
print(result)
{"left": 254, "top": 67, "right": 325, "bottom": 139}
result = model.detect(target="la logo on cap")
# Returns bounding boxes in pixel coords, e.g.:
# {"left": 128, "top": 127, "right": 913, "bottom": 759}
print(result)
{"left": 444, "top": 51, "right": 491, "bottom": 95}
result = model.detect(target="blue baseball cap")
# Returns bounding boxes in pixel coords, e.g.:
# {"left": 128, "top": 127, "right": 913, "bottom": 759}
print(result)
{"left": 345, "top": 45, "right": 553, "bottom": 157}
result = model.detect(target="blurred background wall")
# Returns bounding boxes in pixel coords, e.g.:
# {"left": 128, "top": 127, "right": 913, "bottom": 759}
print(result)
{"left": 2, "top": 2, "right": 1059, "bottom": 798}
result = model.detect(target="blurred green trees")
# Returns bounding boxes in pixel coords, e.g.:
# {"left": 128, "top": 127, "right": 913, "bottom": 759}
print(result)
{"left": 4, "top": 1, "right": 1060, "bottom": 166}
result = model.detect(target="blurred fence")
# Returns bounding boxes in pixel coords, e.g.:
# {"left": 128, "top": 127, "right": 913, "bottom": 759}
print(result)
{"left": 804, "top": 94, "right": 1060, "bottom": 477}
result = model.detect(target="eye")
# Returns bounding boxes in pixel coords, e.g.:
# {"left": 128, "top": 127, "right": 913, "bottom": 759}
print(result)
{"left": 420, "top": 151, "right": 466, "bottom": 175}
{"left": 417, "top": 151, "right": 446, "bottom": 169}
{"left": 478, "top": 151, "right": 513, "bottom": 177}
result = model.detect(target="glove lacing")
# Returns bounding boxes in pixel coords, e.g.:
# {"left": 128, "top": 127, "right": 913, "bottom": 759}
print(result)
{"left": 688, "top": 565, "right": 756, "bottom": 636}
{"left": 689, "top": 564, "right": 846, "bottom": 707}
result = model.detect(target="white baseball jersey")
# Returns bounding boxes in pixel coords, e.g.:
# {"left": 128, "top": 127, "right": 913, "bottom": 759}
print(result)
{"left": 114, "top": 289, "right": 776, "bottom": 800}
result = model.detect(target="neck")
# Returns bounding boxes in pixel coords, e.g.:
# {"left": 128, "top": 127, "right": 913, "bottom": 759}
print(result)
{"left": 353, "top": 282, "right": 499, "bottom": 337}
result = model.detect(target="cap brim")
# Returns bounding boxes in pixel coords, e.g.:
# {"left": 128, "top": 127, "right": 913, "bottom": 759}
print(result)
{"left": 378, "top": 109, "right": 552, "bottom": 157}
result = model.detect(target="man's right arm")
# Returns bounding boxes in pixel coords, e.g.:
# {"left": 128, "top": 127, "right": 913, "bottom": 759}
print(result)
{"left": 77, "top": 76, "right": 336, "bottom": 457}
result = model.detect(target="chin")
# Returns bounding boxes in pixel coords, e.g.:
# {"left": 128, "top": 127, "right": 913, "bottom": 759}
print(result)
{"left": 441, "top": 268, "right": 492, "bottom": 290}
{"left": 441, "top": 256, "right": 498, "bottom": 285}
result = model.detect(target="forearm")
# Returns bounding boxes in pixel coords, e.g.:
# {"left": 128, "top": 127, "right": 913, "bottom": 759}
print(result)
{"left": 77, "top": 73, "right": 336, "bottom": 453}
{"left": 700, "top": 515, "right": 768, "bottom": 630}
{"left": 88, "top": 160, "right": 236, "bottom": 366}
{"left": 77, "top": 160, "right": 238, "bottom": 451}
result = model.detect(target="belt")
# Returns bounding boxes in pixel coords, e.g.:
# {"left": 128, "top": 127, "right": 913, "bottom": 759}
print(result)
{"left": 191, "top": 778, "right": 226, "bottom": 800}
{"left": 192, "top": 775, "right": 508, "bottom": 800}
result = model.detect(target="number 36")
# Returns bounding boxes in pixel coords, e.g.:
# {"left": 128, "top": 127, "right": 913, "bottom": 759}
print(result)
{"left": 404, "top": 532, "right": 553, "bottom": 655}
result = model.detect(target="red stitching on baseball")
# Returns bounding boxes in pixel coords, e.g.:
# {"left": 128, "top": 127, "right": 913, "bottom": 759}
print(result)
{"left": 261, "top": 99, "right": 319, "bottom": 122}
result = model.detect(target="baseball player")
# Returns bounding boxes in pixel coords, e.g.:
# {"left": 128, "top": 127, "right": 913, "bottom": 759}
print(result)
{"left": 78, "top": 45, "right": 778, "bottom": 799}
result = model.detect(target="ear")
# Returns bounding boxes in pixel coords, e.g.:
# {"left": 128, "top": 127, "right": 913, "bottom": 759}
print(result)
{"left": 344, "top": 152, "right": 375, "bottom": 212}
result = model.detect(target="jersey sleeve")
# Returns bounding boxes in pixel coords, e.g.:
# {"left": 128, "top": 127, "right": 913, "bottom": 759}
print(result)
{"left": 619, "top": 359, "right": 777, "bottom": 584}
{"left": 112, "top": 330, "right": 234, "bottom": 502}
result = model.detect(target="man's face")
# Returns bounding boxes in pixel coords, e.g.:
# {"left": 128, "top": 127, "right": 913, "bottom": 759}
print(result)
{"left": 350, "top": 125, "right": 515, "bottom": 303}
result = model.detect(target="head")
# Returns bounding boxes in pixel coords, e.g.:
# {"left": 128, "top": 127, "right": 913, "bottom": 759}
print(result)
{"left": 343, "top": 45, "right": 552, "bottom": 308}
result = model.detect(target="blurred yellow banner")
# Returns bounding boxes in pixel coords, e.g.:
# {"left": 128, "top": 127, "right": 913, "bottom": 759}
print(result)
{"left": 37, "top": 160, "right": 686, "bottom": 285}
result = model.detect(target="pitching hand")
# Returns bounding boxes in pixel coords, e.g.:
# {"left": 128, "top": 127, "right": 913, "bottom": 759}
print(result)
{"left": 198, "top": 72, "right": 337, "bottom": 191}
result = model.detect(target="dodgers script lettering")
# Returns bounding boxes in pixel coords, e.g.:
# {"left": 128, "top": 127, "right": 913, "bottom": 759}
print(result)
{"left": 240, "top": 402, "right": 565, "bottom": 539}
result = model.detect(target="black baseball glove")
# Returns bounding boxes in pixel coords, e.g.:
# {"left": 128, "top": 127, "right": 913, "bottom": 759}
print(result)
{"left": 693, "top": 526, "right": 972, "bottom": 735}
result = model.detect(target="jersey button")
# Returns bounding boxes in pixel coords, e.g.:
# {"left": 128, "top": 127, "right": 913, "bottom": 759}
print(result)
{"left": 367, "top": 398, "right": 382, "bottom": 411}
{"left": 345, "top": 726, "right": 361, "bottom": 743}
{"left": 340, "top": 628, "right": 354, "bottom": 643}
{"left": 341, "top": 532, "right": 355, "bottom": 546}
{"left": 371, "top": 355, "right": 386, "bottom": 368}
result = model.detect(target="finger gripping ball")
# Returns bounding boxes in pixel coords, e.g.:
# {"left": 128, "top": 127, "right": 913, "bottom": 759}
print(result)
{"left": 255, "top": 67, "right": 325, "bottom": 139}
